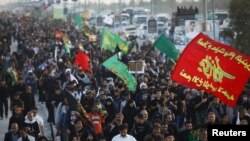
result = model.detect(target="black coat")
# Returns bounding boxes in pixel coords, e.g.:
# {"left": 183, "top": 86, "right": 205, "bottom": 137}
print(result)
{"left": 4, "top": 132, "right": 20, "bottom": 141}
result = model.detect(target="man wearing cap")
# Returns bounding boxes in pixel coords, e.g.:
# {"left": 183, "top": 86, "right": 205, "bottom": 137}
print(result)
{"left": 64, "top": 68, "right": 78, "bottom": 86}
{"left": 134, "top": 83, "right": 148, "bottom": 106}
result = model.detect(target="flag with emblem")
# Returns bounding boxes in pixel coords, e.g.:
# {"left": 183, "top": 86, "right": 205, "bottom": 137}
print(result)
{"left": 102, "top": 55, "right": 137, "bottom": 91}
{"left": 171, "top": 33, "right": 250, "bottom": 107}
{"left": 101, "top": 29, "right": 128, "bottom": 54}
{"left": 64, "top": 89, "right": 93, "bottom": 131}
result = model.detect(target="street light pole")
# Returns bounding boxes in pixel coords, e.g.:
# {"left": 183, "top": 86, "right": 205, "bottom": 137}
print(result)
{"left": 203, "top": 0, "right": 207, "bottom": 32}
{"left": 212, "top": 0, "right": 216, "bottom": 39}
{"left": 119, "top": 0, "right": 122, "bottom": 23}
{"left": 84, "top": 0, "right": 87, "bottom": 11}
{"left": 98, "top": 0, "right": 100, "bottom": 14}
{"left": 151, "top": 0, "right": 153, "bottom": 15}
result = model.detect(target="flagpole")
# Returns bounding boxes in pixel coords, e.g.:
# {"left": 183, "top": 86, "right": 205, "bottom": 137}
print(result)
{"left": 135, "top": 56, "right": 138, "bottom": 78}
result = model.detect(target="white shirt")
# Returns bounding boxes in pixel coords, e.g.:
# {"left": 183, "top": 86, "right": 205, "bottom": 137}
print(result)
{"left": 25, "top": 115, "right": 44, "bottom": 126}
{"left": 33, "top": 115, "right": 44, "bottom": 126}
{"left": 186, "top": 31, "right": 199, "bottom": 43}
{"left": 17, "top": 135, "right": 35, "bottom": 141}
{"left": 72, "top": 91, "right": 83, "bottom": 101}
{"left": 112, "top": 134, "right": 137, "bottom": 141}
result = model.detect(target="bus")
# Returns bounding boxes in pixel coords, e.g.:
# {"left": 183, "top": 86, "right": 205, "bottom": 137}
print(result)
{"left": 208, "top": 10, "right": 229, "bottom": 26}
{"left": 132, "top": 14, "right": 148, "bottom": 27}
{"left": 156, "top": 13, "right": 171, "bottom": 25}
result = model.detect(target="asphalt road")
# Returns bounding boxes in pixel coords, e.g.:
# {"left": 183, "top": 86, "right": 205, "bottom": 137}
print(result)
{"left": 0, "top": 95, "right": 54, "bottom": 140}
{"left": 0, "top": 38, "right": 55, "bottom": 140}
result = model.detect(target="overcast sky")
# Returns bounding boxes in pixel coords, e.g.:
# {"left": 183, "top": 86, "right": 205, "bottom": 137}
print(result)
{"left": 0, "top": 0, "right": 131, "bottom": 5}
{"left": 0, "top": 0, "right": 199, "bottom": 5}
{"left": 0, "top": 0, "right": 14, "bottom": 5}
{"left": 0, "top": 0, "right": 157, "bottom": 5}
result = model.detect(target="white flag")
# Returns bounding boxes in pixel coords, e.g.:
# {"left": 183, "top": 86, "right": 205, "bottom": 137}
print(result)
{"left": 236, "top": 112, "right": 241, "bottom": 125}
{"left": 103, "top": 16, "right": 113, "bottom": 25}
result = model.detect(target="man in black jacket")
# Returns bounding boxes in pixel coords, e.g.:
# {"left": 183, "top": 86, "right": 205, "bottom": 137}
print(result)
{"left": 178, "top": 121, "right": 194, "bottom": 141}
{"left": 4, "top": 122, "right": 20, "bottom": 141}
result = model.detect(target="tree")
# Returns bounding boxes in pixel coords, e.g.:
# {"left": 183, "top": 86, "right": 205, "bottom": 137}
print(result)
{"left": 229, "top": 0, "right": 250, "bottom": 55}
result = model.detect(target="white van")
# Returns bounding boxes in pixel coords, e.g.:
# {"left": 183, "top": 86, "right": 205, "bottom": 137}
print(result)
{"left": 156, "top": 13, "right": 171, "bottom": 25}
{"left": 133, "top": 14, "right": 148, "bottom": 27}
{"left": 157, "top": 22, "right": 167, "bottom": 35}
{"left": 121, "top": 13, "right": 130, "bottom": 25}
{"left": 208, "top": 10, "right": 229, "bottom": 26}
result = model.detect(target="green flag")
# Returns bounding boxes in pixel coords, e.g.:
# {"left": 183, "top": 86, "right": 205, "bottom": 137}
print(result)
{"left": 64, "top": 38, "right": 72, "bottom": 55}
{"left": 102, "top": 55, "right": 137, "bottom": 91}
{"left": 154, "top": 34, "right": 180, "bottom": 61}
{"left": 64, "top": 42, "right": 71, "bottom": 54}
{"left": 101, "top": 29, "right": 128, "bottom": 54}
{"left": 53, "top": 6, "right": 64, "bottom": 19}
{"left": 74, "top": 14, "right": 83, "bottom": 31}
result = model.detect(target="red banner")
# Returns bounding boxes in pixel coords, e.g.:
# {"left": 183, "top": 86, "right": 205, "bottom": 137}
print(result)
{"left": 55, "top": 31, "right": 64, "bottom": 40}
{"left": 171, "top": 33, "right": 250, "bottom": 107}
{"left": 74, "top": 51, "right": 92, "bottom": 73}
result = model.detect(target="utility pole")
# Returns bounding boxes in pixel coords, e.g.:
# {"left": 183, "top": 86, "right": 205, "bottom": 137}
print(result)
{"left": 119, "top": 0, "right": 121, "bottom": 23}
{"left": 203, "top": 0, "right": 207, "bottom": 32}
{"left": 212, "top": 0, "right": 216, "bottom": 39}
{"left": 84, "top": 0, "right": 87, "bottom": 11}
{"left": 98, "top": 0, "right": 100, "bottom": 14}
{"left": 151, "top": 0, "right": 153, "bottom": 15}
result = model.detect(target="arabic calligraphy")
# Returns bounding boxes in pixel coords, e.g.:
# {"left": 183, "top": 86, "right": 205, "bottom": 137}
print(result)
{"left": 108, "top": 62, "right": 136, "bottom": 91}
{"left": 197, "top": 38, "right": 250, "bottom": 72}
{"left": 110, "top": 65, "right": 119, "bottom": 76}
{"left": 180, "top": 69, "right": 191, "bottom": 82}
{"left": 197, "top": 56, "right": 235, "bottom": 83}
{"left": 179, "top": 69, "right": 234, "bottom": 100}
{"left": 223, "top": 51, "right": 236, "bottom": 60}
{"left": 110, "top": 65, "right": 128, "bottom": 83}
{"left": 235, "top": 55, "right": 250, "bottom": 71}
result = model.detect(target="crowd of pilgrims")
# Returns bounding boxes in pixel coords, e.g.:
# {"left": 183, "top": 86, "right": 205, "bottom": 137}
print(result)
{"left": 0, "top": 10, "right": 250, "bottom": 141}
